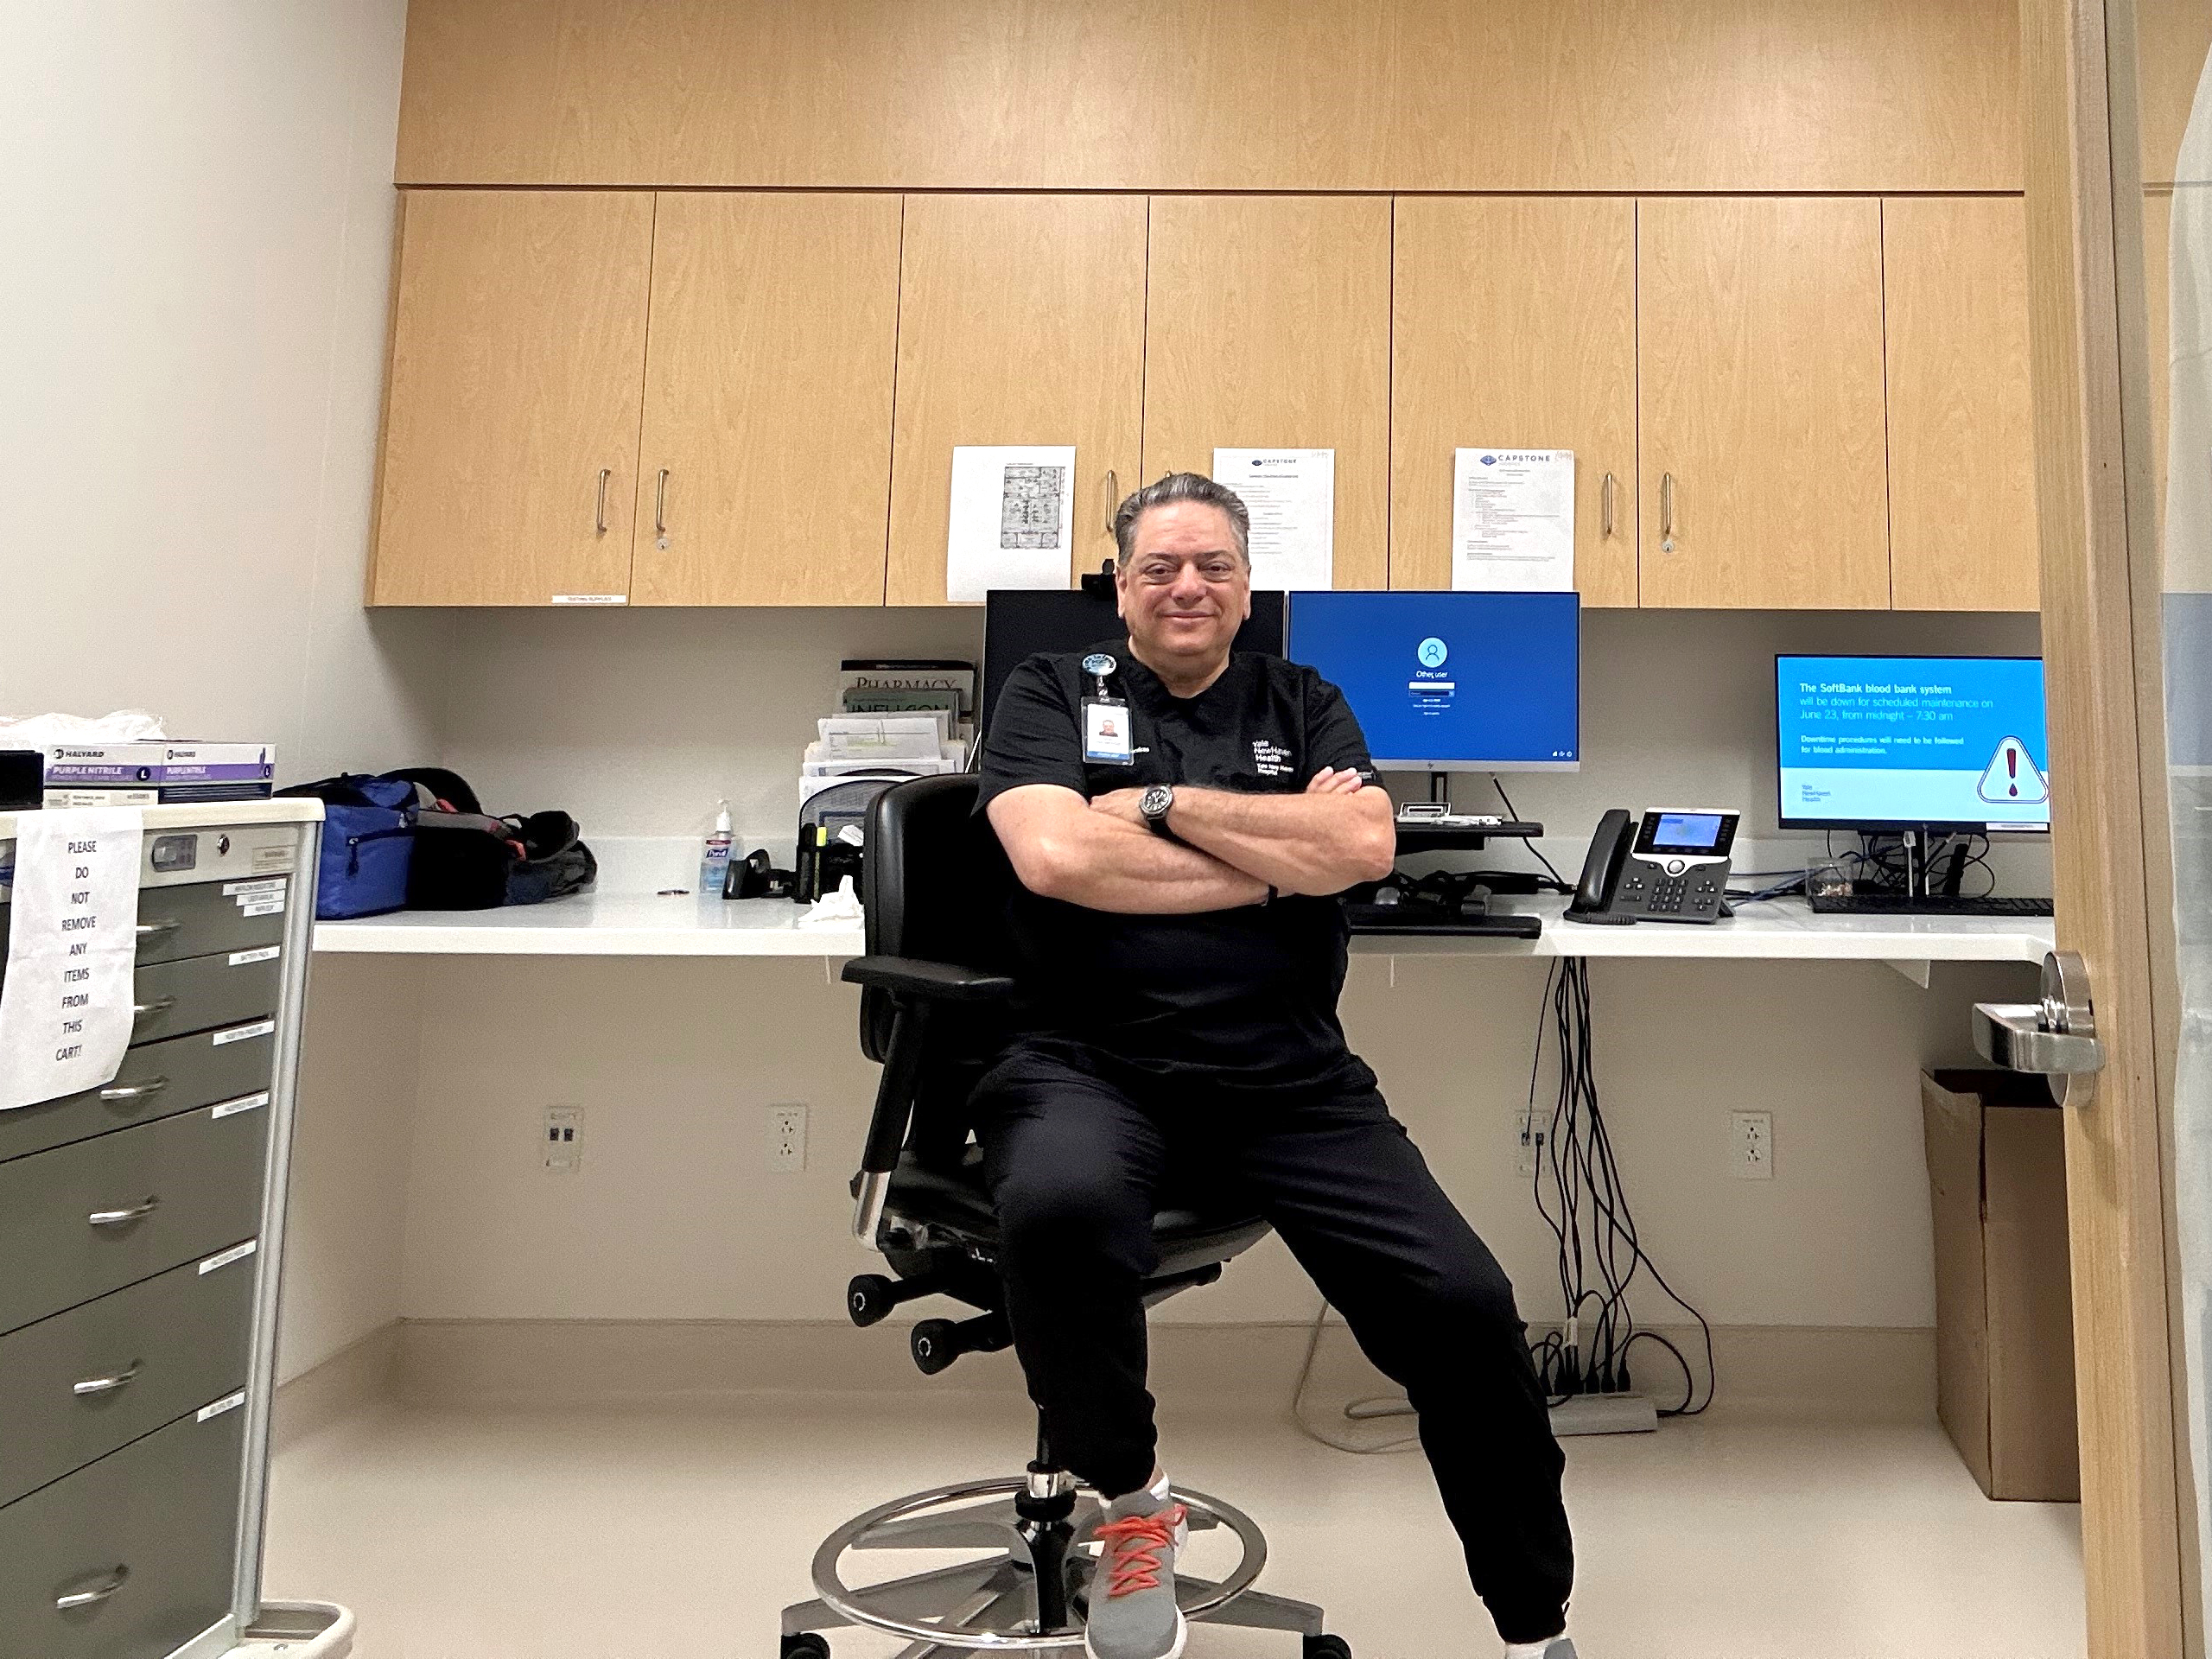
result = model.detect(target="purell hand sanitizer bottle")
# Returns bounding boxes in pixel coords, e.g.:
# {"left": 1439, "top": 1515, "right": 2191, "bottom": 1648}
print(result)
{"left": 701, "top": 799, "right": 734, "bottom": 898}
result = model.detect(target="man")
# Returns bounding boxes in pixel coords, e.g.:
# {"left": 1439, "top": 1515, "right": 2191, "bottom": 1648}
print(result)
{"left": 975, "top": 472, "right": 1578, "bottom": 1659}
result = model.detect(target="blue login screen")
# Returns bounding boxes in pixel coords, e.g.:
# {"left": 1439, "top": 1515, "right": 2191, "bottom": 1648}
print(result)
{"left": 1776, "top": 655, "right": 2050, "bottom": 829}
{"left": 1286, "top": 590, "right": 1580, "bottom": 769}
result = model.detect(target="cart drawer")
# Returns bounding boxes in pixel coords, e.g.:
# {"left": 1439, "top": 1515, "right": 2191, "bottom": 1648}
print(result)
{"left": 129, "top": 945, "right": 282, "bottom": 1046}
{"left": 0, "top": 1018, "right": 277, "bottom": 1166}
{"left": 0, "top": 874, "right": 292, "bottom": 971}
{"left": 0, "top": 1401, "right": 245, "bottom": 1659}
{"left": 0, "top": 1103, "right": 268, "bottom": 1335}
{"left": 0, "top": 1249, "right": 257, "bottom": 1507}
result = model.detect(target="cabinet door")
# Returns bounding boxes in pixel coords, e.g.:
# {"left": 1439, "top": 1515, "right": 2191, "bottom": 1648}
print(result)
{"left": 1389, "top": 198, "right": 1638, "bottom": 604}
{"left": 1141, "top": 197, "right": 1390, "bottom": 588}
{"left": 1637, "top": 197, "right": 1889, "bottom": 608}
{"left": 1884, "top": 196, "right": 2038, "bottom": 612}
{"left": 886, "top": 195, "right": 1147, "bottom": 606}
{"left": 371, "top": 190, "right": 652, "bottom": 605}
{"left": 630, "top": 194, "right": 901, "bottom": 606}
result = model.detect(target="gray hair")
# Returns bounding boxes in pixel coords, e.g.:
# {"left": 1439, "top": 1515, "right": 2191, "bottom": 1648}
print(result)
{"left": 1112, "top": 472, "right": 1251, "bottom": 567}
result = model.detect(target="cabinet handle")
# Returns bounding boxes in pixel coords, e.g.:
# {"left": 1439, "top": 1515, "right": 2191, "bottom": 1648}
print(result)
{"left": 133, "top": 918, "right": 180, "bottom": 940}
{"left": 1661, "top": 472, "right": 1676, "bottom": 551}
{"left": 99, "top": 1077, "right": 169, "bottom": 1103}
{"left": 73, "top": 1362, "right": 142, "bottom": 1397}
{"left": 54, "top": 1567, "right": 129, "bottom": 1611}
{"left": 1601, "top": 472, "right": 1616, "bottom": 537}
{"left": 595, "top": 468, "right": 611, "bottom": 536}
{"left": 130, "top": 997, "right": 175, "bottom": 1021}
{"left": 655, "top": 469, "right": 671, "bottom": 536}
{"left": 87, "top": 1198, "right": 159, "bottom": 1228}
{"left": 1104, "top": 468, "right": 1120, "bottom": 537}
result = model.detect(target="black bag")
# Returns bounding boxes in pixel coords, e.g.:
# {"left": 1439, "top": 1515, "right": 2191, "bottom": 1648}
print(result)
{"left": 384, "top": 768, "right": 596, "bottom": 912}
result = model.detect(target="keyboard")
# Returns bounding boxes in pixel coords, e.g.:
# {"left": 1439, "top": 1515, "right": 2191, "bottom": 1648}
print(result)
{"left": 1341, "top": 902, "right": 1543, "bottom": 939}
{"left": 1808, "top": 893, "right": 2053, "bottom": 918}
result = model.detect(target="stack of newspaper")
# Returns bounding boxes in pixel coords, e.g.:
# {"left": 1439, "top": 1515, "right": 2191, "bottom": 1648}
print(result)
{"left": 800, "top": 659, "right": 975, "bottom": 804}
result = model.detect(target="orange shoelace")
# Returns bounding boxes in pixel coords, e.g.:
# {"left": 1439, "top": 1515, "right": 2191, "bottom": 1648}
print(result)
{"left": 1095, "top": 1503, "right": 1187, "bottom": 1599}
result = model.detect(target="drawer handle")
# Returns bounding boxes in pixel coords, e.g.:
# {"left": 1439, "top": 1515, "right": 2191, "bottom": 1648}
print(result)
{"left": 73, "top": 1362, "right": 142, "bottom": 1397}
{"left": 87, "top": 1198, "right": 159, "bottom": 1228}
{"left": 54, "top": 1565, "right": 129, "bottom": 1611}
{"left": 98, "top": 1077, "right": 169, "bottom": 1103}
{"left": 134, "top": 919, "right": 181, "bottom": 940}
{"left": 130, "top": 996, "right": 176, "bottom": 1020}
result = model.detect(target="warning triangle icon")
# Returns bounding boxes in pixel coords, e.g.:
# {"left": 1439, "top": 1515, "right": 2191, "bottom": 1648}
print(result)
{"left": 1977, "top": 736, "right": 2048, "bottom": 804}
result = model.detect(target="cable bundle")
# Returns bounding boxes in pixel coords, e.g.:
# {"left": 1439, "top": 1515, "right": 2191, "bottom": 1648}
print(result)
{"left": 1524, "top": 958, "right": 1714, "bottom": 1415}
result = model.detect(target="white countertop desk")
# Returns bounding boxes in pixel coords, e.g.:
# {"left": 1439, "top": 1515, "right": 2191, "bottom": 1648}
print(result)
{"left": 313, "top": 893, "right": 2053, "bottom": 972}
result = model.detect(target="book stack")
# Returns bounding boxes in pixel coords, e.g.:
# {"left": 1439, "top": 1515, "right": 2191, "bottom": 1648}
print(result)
{"left": 801, "top": 660, "right": 974, "bottom": 804}
{"left": 41, "top": 742, "right": 277, "bottom": 807}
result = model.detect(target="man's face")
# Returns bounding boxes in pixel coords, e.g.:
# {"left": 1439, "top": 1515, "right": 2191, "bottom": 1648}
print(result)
{"left": 1116, "top": 501, "right": 1252, "bottom": 667}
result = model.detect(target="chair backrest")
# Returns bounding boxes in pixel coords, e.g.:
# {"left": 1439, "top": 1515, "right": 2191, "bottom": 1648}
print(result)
{"left": 859, "top": 775, "right": 1022, "bottom": 1160}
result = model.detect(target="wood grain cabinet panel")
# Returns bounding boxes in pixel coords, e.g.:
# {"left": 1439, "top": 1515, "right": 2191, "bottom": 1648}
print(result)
{"left": 370, "top": 190, "right": 652, "bottom": 606}
{"left": 1884, "top": 196, "right": 2038, "bottom": 612}
{"left": 1637, "top": 197, "right": 1890, "bottom": 609}
{"left": 630, "top": 194, "right": 901, "bottom": 606}
{"left": 1141, "top": 197, "right": 1390, "bottom": 589}
{"left": 886, "top": 195, "right": 1147, "bottom": 607}
{"left": 1389, "top": 197, "right": 1638, "bottom": 604}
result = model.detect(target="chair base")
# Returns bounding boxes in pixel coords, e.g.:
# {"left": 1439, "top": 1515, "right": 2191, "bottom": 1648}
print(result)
{"left": 781, "top": 1473, "right": 1339, "bottom": 1656}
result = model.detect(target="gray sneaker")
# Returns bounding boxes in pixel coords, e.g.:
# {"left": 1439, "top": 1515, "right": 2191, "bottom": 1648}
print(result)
{"left": 1084, "top": 1486, "right": 1188, "bottom": 1659}
{"left": 1536, "top": 1642, "right": 1578, "bottom": 1659}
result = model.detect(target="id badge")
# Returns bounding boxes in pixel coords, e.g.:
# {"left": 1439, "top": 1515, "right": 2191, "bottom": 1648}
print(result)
{"left": 1083, "top": 697, "right": 1135, "bottom": 766}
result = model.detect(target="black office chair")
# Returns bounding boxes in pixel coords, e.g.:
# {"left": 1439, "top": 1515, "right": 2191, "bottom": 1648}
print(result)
{"left": 779, "top": 773, "right": 1349, "bottom": 1659}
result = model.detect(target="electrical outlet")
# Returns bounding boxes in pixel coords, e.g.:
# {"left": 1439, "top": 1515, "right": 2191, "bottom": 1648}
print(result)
{"left": 1729, "top": 1110, "right": 1774, "bottom": 1180}
{"left": 543, "top": 1106, "right": 583, "bottom": 1174}
{"left": 768, "top": 1103, "right": 808, "bottom": 1172}
{"left": 1512, "top": 1109, "right": 1546, "bottom": 1176}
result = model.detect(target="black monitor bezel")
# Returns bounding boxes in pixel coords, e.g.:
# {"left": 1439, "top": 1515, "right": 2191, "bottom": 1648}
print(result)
{"left": 1772, "top": 652, "right": 2051, "bottom": 835}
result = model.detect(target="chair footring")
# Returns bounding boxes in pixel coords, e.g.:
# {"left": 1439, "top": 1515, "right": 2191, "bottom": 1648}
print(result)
{"left": 785, "top": 1474, "right": 1287, "bottom": 1652}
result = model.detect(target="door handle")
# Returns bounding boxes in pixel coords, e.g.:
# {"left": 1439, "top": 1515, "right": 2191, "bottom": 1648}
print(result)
{"left": 87, "top": 1198, "right": 160, "bottom": 1228}
{"left": 595, "top": 468, "right": 611, "bottom": 536}
{"left": 1660, "top": 473, "right": 1676, "bottom": 551}
{"left": 1601, "top": 472, "right": 1616, "bottom": 537}
{"left": 99, "top": 1077, "right": 169, "bottom": 1103}
{"left": 133, "top": 918, "right": 180, "bottom": 941}
{"left": 1104, "top": 468, "right": 1120, "bottom": 537}
{"left": 1973, "top": 950, "right": 2104, "bottom": 1107}
{"left": 130, "top": 997, "right": 175, "bottom": 1022}
{"left": 54, "top": 1566, "right": 129, "bottom": 1611}
{"left": 655, "top": 468, "right": 670, "bottom": 536}
{"left": 73, "top": 1362, "right": 142, "bottom": 1397}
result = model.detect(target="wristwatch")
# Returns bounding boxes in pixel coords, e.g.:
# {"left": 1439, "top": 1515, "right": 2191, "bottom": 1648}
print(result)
{"left": 1139, "top": 784, "right": 1177, "bottom": 837}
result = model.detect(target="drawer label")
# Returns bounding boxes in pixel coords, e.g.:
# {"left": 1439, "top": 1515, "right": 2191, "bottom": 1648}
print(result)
{"left": 239, "top": 900, "right": 286, "bottom": 918}
{"left": 198, "top": 1238, "right": 258, "bottom": 1274}
{"left": 228, "top": 946, "right": 281, "bottom": 967}
{"left": 551, "top": 594, "right": 628, "bottom": 605}
{"left": 197, "top": 1388, "right": 247, "bottom": 1421}
{"left": 211, "top": 1020, "right": 276, "bottom": 1047}
{"left": 210, "top": 1091, "right": 269, "bottom": 1120}
{"left": 223, "top": 879, "right": 286, "bottom": 899}
{"left": 251, "top": 845, "right": 293, "bottom": 873}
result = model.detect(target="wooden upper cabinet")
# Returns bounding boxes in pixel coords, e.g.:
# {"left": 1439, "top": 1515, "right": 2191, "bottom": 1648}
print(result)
{"left": 1389, "top": 197, "right": 1639, "bottom": 603}
{"left": 630, "top": 194, "right": 901, "bottom": 606}
{"left": 1883, "top": 196, "right": 2038, "bottom": 612}
{"left": 371, "top": 190, "right": 652, "bottom": 606}
{"left": 1637, "top": 197, "right": 1890, "bottom": 609}
{"left": 886, "top": 195, "right": 1147, "bottom": 606}
{"left": 1141, "top": 197, "right": 1390, "bottom": 589}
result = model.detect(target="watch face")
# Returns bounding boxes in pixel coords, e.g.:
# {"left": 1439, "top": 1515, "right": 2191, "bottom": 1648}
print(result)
{"left": 1141, "top": 785, "right": 1173, "bottom": 818}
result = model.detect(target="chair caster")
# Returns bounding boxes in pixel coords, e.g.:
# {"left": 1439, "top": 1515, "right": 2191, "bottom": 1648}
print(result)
{"left": 781, "top": 1634, "right": 830, "bottom": 1659}
{"left": 1303, "top": 1637, "right": 1352, "bottom": 1659}
{"left": 846, "top": 1274, "right": 899, "bottom": 1327}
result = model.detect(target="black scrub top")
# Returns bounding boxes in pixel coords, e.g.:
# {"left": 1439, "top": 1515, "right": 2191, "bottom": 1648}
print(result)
{"left": 975, "top": 642, "right": 1379, "bottom": 1097}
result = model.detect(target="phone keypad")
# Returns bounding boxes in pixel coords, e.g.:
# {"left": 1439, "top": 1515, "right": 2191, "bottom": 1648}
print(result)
{"left": 1623, "top": 864, "right": 1724, "bottom": 918}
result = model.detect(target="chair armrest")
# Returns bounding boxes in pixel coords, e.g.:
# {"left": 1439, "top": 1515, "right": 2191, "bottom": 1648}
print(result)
{"left": 841, "top": 955, "right": 1018, "bottom": 1002}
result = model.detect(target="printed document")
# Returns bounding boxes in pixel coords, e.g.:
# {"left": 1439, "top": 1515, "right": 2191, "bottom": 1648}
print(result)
{"left": 0, "top": 806, "right": 143, "bottom": 1111}
{"left": 947, "top": 446, "right": 1077, "bottom": 602}
{"left": 1212, "top": 448, "right": 1335, "bottom": 589}
{"left": 1452, "top": 448, "right": 1575, "bottom": 592}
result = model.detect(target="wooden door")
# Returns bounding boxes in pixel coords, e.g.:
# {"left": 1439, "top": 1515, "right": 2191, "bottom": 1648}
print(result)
{"left": 886, "top": 195, "right": 1147, "bottom": 606}
{"left": 1141, "top": 196, "right": 1390, "bottom": 589}
{"left": 1885, "top": 195, "right": 2040, "bottom": 612}
{"left": 1389, "top": 196, "right": 1638, "bottom": 603}
{"left": 371, "top": 190, "right": 652, "bottom": 606}
{"left": 1637, "top": 197, "right": 1889, "bottom": 608}
{"left": 2021, "top": 0, "right": 2189, "bottom": 1652}
{"left": 630, "top": 194, "right": 901, "bottom": 606}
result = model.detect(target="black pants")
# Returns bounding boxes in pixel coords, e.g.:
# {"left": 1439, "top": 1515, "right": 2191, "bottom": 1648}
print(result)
{"left": 974, "top": 1043, "right": 1574, "bottom": 1644}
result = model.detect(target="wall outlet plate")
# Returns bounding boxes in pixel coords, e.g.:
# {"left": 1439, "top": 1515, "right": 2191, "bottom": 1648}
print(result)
{"left": 1729, "top": 1110, "right": 1773, "bottom": 1180}
{"left": 769, "top": 1103, "right": 808, "bottom": 1173}
{"left": 1513, "top": 1109, "right": 1546, "bottom": 1177}
{"left": 543, "top": 1105, "right": 583, "bottom": 1174}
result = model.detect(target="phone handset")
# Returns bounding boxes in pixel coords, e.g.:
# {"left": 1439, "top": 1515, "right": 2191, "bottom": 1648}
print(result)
{"left": 1565, "top": 808, "right": 1638, "bottom": 925}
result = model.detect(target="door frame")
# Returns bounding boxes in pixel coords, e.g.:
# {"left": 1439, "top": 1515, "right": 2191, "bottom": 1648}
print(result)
{"left": 2021, "top": 0, "right": 2192, "bottom": 1652}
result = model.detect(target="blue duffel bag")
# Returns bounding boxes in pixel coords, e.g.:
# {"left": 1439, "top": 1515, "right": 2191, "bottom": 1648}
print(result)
{"left": 278, "top": 773, "right": 416, "bottom": 918}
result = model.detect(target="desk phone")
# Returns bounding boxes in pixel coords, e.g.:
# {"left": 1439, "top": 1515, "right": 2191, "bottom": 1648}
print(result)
{"left": 1566, "top": 808, "right": 1740, "bottom": 925}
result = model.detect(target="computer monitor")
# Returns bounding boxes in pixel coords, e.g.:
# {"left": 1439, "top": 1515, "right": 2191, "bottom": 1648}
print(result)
{"left": 1284, "top": 590, "right": 1580, "bottom": 772}
{"left": 981, "top": 588, "right": 1285, "bottom": 732}
{"left": 1775, "top": 654, "right": 2050, "bottom": 832}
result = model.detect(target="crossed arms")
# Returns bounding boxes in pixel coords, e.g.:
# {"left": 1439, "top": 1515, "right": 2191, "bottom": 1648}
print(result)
{"left": 986, "top": 770, "right": 1397, "bottom": 915}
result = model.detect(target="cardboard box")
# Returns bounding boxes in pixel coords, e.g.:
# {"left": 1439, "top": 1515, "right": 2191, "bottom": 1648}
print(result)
{"left": 1923, "top": 1069, "right": 2081, "bottom": 1501}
